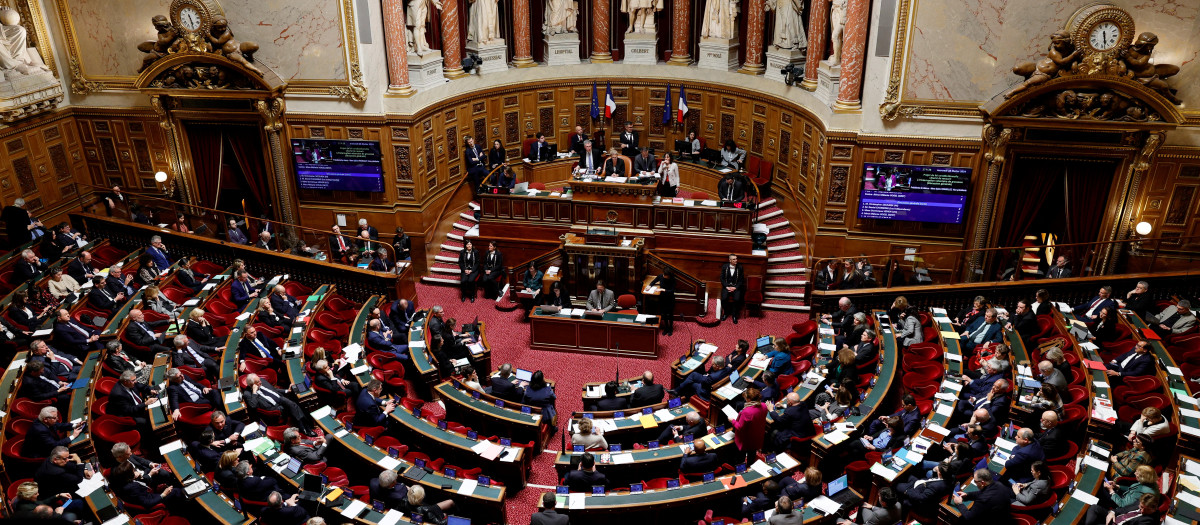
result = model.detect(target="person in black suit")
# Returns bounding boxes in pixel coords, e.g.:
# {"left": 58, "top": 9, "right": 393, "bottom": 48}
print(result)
{"left": 209, "top": 410, "right": 248, "bottom": 449}
{"left": 1105, "top": 341, "right": 1157, "bottom": 380}
{"left": 354, "top": 380, "right": 395, "bottom": 428}
{"left": 243, "top": 373, "right": 314, "bottom": 436}
{"left": 67, "top": 250, "right": 97, "bottom": 283}
{"left": 235, "top": 461, "right": 286, "bottom": 503}
{"left": 595, "top": 381, "right": 629, "bottom": 412}
{"left": 356, "top": 218, "right": 380, "bottom": 242}
{"left": 897, "top": 462, "right": 955, "bottom": 517}
{"left": 109, "top": 461, "right": 183, "bottom": 511}
{"left": 1119, "top": 281, "right": 1153, "bottom": 321}
{"left": 618, "top": 121, "right": 639, "bottom": 157}
{"left": 328, "top": 224, "right": 357, "bottom": 263}
{"left": 175, "top": 258, "right": 208, "bottom": 293}
{"left": 679, "top": 439, "right": 722, "bottom": 474}
{"left": 369, "top": 470, "right": 409, "bottom": 509}
{"left": 1045, "top": 256, "right": 1071, "bottom": 279}
{"left": 187, "top": 431, "right": 221, "bottom": 472}
{"left": 106, "top": 265, "right": 136, "bottom": 297}
{"left": 269, "top": 285, "right": 302, "bottom": 319}
{"left": 1073, "top": 286, "right": 1117, "bottom": 323}
{"left": 486, "top": 139, "right": 507, "bottom": 170}
{"left": 164, "top": 367, "right": 222, "bottom": 416}
{"left": 741, "top": 480, "right": 781, "bottom": 518}
{"left": 392, "top": 226, "right": 411, "bottom": 261}
{"left": 21, "top": 361, "right": 73, "bottom": 405}
{"left": 14, "top": 249, "right": 45, "bottom": 282}
{"left": 1083, "top": 492, "right": 1161, "bottom": 525}
{"left": 528, "top": 133, "right": 553, "bottom": 162}
{"left": 256, "top": 300, "right": 292, "bottom": 330}
{"left": 230, "top": 271, "right": 258, "bottom": 310}
{"left": 649, "top": 269, "right": 676, "bottom": 335}
{"left": 108, "top": 370, "right": 157, "bottom": 430}
{"left": 718, "top": 171, "right": 745, "bottom": 203}
{"left": 1005, "top": 300, "right": 1039, "bottom": 345}
{"left": 630, "top": 371, "right": 664, "bottom": 407}
{"left": 45, "top": 222, "right": 80, "bottom": 262}
{"left": 577, "top": 140, "right": 602, "bottom": 173}
{"left": 29, "top": 339, "right": 81, "bottom": 381}
{"left": 36, "top": 446, "right": 93, "bottom": 500}
{"left": 312, "top": 359, "right": 360, "bottom": 407}
{"left": 489, "top": 363, "right": 526, "bottom": 403}
{"left": 3, "top": 198, "right": 43, "bottom": 247}
{"left": 465, "top": 135, "right": 487, "bottom": 192}
{"left": 951, "top": 469, "right": 1013, "bottom": 524}
{"left": 632, "top": 147, "right": 656, "bottom": 173}
{"left": 239, "top": 325, "right": 281, "bottom": 362}
{"left": 170, "top": 334, "right": 219, "bottom": 380}
{"left": 389, "top": 298, "right": 416, "bottom": 334}
{"left": 720, "top": 253, "right": 746, "bottom": 324}
{"left": 282, "top": 427, "right": 327, "bottom": 465}
{"left": 532, "top": 492, "right": 571, "bottom": 525}
{"left": 458, "top": 240, "right": 481, "bottom": 303}
{"left": 112, "top": 441, "right": 177, "bottom": 491}
{"left": 656, "top": 411, "right": 708, "bottom": 444}
{"left": 569, "top": 126, "right": 589, "bottom": 156}
{"left": 261, "top": 491, "right": 309, "bottom": 525}
{"left": 7, "top": 290, "right": 45, "bottom": 332}
{"left": 369, "top": 247, "right": 395, "bottom": 272}
{"left": 87, "top": 275, "right": 124, "bottom": 312}
{"left": 601, "top": 147, "right": 626, "bottom": 177}
{"left": 124, "top": 309, "right": 172, "bottom": 355}
{"left": 564, "top": 453, "right": 609, "bottom": 492}
{"left": 768, "top": 392, "right": 815, "bottom": 452}
{"left": 544, "top": 281, "right": 569, "bottom": 308}
{"left": 481, "top": 241, "right": 505, "bottom": 300}
{"left": 23, "top": 406, "right": 81, "bottom": 458}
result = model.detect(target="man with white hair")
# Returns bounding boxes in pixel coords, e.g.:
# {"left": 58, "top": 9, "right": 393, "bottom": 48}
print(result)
{"left": 262, "top": 490, "right": 309, "bottom": 524}
{"left": 170, "top": 334, "right": 219, "bottom": 380}
{"left": 369, "top": 469, "right": 409, "bottom": 509}
{"left": 13, "top": 248, "right": 44, "bottom": 282}
{"left": 282, "top": 426, "right": 327, "bottom": 464}
{"left": 358, "top": 218, "right": 379, "bottom": 241}
{"left": 147, "top": 235, "right": 171, "bottom": 270}
{"left": 3, "top": 196, "right": 43, "bottom": 246}
{"left": 164, "top": 367, "right": 222, "bottom": 420}
{"left": 108, "top": 369, "right": 157, "bottom": 429}
{"left": 112, "top": 441, "right": 174, "bottom": 488}
{"left": 1150, "top": 299, "right": 1196, "bottom": 339}
{"left": 23, "top": 406, "right": 81, "bottom": 458}
{"left": 20, "top": 360, "right": 72, "bottom": 404}
{"left": 243, "top": 373, "right": 314, "bottom": 436}
{"left": 105, "top": 264, "right": 136, "bottom": 297}
{"left": 1037, "top": 360, "right": 1069, "bottom": 399}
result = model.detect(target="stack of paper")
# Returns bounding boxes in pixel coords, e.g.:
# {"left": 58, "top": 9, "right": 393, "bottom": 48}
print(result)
{"left": 870, "top": 462, "right": 899, "bottom": 481}
{"left": 340, "top": 500, "right": 368, "bottom": 518}
{"left": 808, "top": 496, "right": 842, "bottom": 515}
{"left": 458, "top": 479, "right": 478, "bottom": 495}
{"left": 823, "top": 430, "right": 849, "bottom": 444}
{"left": 471, "top": 440, "right": 504, "bottom": 460}
{"left": 721, "top": 404, "right": 739, "bottom": 420}
{"left": 568, "top": 493, "right": 586, "bottom": 509}
{"left": 715, "top": 384, "right": 743, "bottom": 399}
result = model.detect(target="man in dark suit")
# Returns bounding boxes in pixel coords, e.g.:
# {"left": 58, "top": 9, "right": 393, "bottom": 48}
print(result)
{"left": 578, "top": 140, "right": 602, "bottom": 172}
{"left": 87, "top": 275, "right": 124, "bottom": 312}
{"left": 1073, "top": 286, "right": 1117, "bottom": 323}
{"left": 110, "top": 461, "right": 183, "bottom": 511}
{"left": 657, "top": 411, "right": 708, "bottom": 444}
{"left": 231, "top": 271, "right": 258, "bottom": 310}
{"left": 124, "top": 309, "right": 172, "bottom": 355}
{"left": 23, "top": 406, "right": 81, "bottom": 458}
{"left": 3, "top": 198, "right": 42, "bottom": 247}
{"left": 255, "top": 231, "right": 276, "bottom": 251}
{"left": 269, "top": 285, "right": 302, "bottom": 319}
{"left": 21, "top": 360, "right": 73, "bottom": 405}
{"left": 354, "top": 380, "right": 395, "bottom": 428}
{"left": 465, "top": 137, "right": 487, "bottom": 191}
{"left": 1105, "top": 341, "right": 1157, "bottom": 380}
{"left": 595, "top": 381, "right": 629, "bottom": 412}
{"left": 108, "top": 370, "right": 156, "bottom": 430}
{"left": 13, "top": 249, "right": 44, "bottom": 282}
{"left": 618, "top": 121, "right": 639, "bottom": 157}
{"left": 282, "top": 427, "right": 327, "bottom": 464}
{"left": 236, "top": 461, "right": 285, "bottom": 502}
{"left": 210, "top": 410, "right": 248, "bottom": 449}
{"left": 1045, "top": 256, "right": 1071, "bottom": 279}
{"left": 481, "top": 241, "right": 505, "bottom": 300}
{"left": 1089, "top": 493, "right": 1162, "bottom": 525}
{"left": 164, "top": 368, "right": 222, "bottom": 419}
{"left": 170, "top": 334, "right": 219, "bottom": 380}
{"left": 959, "top": 308, "right": 1004, "bottom": 351}
{"left": 105, "top": 265, "right": 135, "bottom": 297}
{"left": 239, "top": 325, "right": 281, "bottom": 362}
{"left": 1036, "top": 410, "right": 1066, "bottom": 459}
{"left": 261, "top": 491, "right": 309, "bottom": 524}
{"left": 366, "top": 319, "right": 408, "bottom": 362}
{"left": 389, "top": 298, "right": 416, "bottom": 335}
{"left": 768, "top": 392, "right": 815, "bottom": 452}
{"left": 569, "top": 126, "right": 588, "bottom": 156}
{"left": 458, "top": 240, "right": 481, "bottom": 303}
{"left": 175, "top": 259, "right": 208, "bottom": 293}
{"left": 28, "top": 339, "right": 81, "bottom": 381}
{"left": 718, "top": 172, "right": 745, "bottom": 203}
{"left": 369, "top": 470, "right": 409, "bottom": 509}
{"left": 46, "top": 222, "right": 80, "bottom": 262}
{"left": 679, "top": 440, "right": 722, "bottom": 474}
{"left": 532, "top": 492, "right": 570, "bottom": 525}
{"left": 67, "top": 250, "right": 97, "bottom": 283}
{"left": 1119, "top": 281, "right": 1154, "bottom": 321}
{"left": 1005, "top": 300, "right": 1039, "bottom": 345}
{"left": 897, "top": 462, "right": 955, "bottom": 517}
{"left": 112, "top": 441, "right": 175, "bottom": 489}
{"left": 226, "top": 219, "right": 249, "bottom": 245}
{"left": 868, "top": 394, "right": 921, "bottom": 436}
{"left": 952, "top": 469, "right": 1013, "bottom": 523}
{"left": 187, "top": 428, "right": 222, "bottom": 472}
{"left": 674, "top": 355, "right": 732, "bottom": 400}
{"left": 147, "top": 236, "right": 171, "bottom": 271}
{"left": 528, "top": 132, "right": 553, "bottom": 162}
{"left": 564, "top": 453, "right": 609, "bottom": 492}
{"left": 991, "top": 428, "right": 1044, "bottom": 483}
{"left": 357, "top": 218, "right": 380, "bottom": 241}
{"left": 36, "top": 446, "right": 93, "bottom": 498}
{"left": 490, "top": 363, "right": 526, "bottom": 403}
{"left": 719, "top": 254, "right": 746, "bottom": 324}
{"left": 632, "top": 147, "right": 656, "bottom": 173}
{"left": 328, "top": 225, "right": 356, "bottom": 262}
{"left": 823, "top": 297, "right": 858, "bottom": 335}
{"left": 243, "top": 373, "right": 313, "bottom": 435}
{"left": 956, "top": 378, "right": 1011, "bottom": 423}
{"left": 850, "top": 329, "right": 878, "bottom": 366}
{"left": 630, "top": 371, "right": 664, "bottom": 407}
{"left": 368, "top": 249, "right": 395, "bottom": 272}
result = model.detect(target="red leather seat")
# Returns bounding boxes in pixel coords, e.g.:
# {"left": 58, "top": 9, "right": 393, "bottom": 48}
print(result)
{"left": 94, "top": 417, "right": 142, "bottom": 451}
{"left": 283, "top": 281, "right": 314, "bottom": 300}
{"left": 1012, "top": 492, "right": 1058, "bottom": 520}
{"left": 175, "top": 404, "right": 213, "bottom": 429}
{"left": 616, "top": 294, "right": 637, "bottom": 315}
{"left": 12, "top": 399, "right": 51, "bottom": 420}
{"left": 190, "top": 260, "right": 225, "bottom": 276}
{"left": 1045, "top": 440, "right": 1078, "bottom": 465}
{"left": 790, "top": 344, "right": 816, "bottom": 362}
{"left": 315, "top": 311, "right": 350, "bottom": 339}
{"left": 96, "top": 376, "right": 118, "bottom": 396}
{"left": 791, "top": 321, "right": 817, "bottom": 345}
{"left": 777, "top": 374, "right": 799, "bottom": 392}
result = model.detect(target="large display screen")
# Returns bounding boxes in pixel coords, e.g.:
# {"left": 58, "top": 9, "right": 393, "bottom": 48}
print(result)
{"left": 292, "top": 139, "right": 384, "bottom": 192}
{"left": 856, "top": 163, "right": 971, "bottom": 224}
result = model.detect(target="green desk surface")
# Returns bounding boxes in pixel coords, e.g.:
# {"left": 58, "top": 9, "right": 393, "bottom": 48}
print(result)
{"left": 814, "top": 311, "right": 898, "bottom": 448}
{"left": 437, "top": 381, "right": 542, "bottom": 426}
{"left": 390, "top": 405, "right": 526, "bottom": 464}
{"left": 576, "top": 403, "right": 694, "bottom": 434}
{"left": 69, "top": 351, "right": 101, "bottom": 445}
{"left": 674, "top": 342, "right": 718, "bottom": 379}
{"left": 312, "top": 411, "right": 505, "bottom": 503}
{"left": 1047, "top": 440, "right": 1109, "bottom": 524}
{"left": 149, "top": 363, "right": 172, "bottom": 429}
{"left": 219, "top": 297, "right": 261, "bottom": 415}
{"left": 82, "top": 486, "right": 133, "bottom": 525}
{"left": 1167, "top": 455, "right": 1200, "bottom": 524}
{"left": 162, "top": 447, "right": 252, "bottom": 524}
{"left": 407, "top": 313, "right": 435, "bottom": 374}
{"left": 1062, "top": 312, "right": 1113, "bottom": 409}
{"left": 554, "top": 430, "right": 734, "bottom": 467}
{"left": 0, "top": 350, "right": 28, "bottom": 403}
{"left": 531, "top": 308, "right": 656, "bottom": 325}
{"left": 1124, "top": 312, "right": 1200, "bottom": 432}
{"left": 282, "top": 285, "right": 329, "bottom": 393}
{"left": 348, "top": 296, "right": 380, "bottom": 346}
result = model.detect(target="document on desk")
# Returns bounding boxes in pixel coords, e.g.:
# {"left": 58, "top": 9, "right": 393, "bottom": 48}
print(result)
{"left": 940, "top": 331, "right": 960, "bottom": 340}
{"left": 944, "top": 352, "right": 962, "bottom": 362}
{"left": 935, "top": 403, "right": 955, "bottom": 417}
{"left": 568, "top": 493, "right": 586, "bottom": 509}
{"left": 1082, "top": 456, "right": 1108, "bottom": 471}
{"left": 940, "top": 380, "right": 962, "bottom": 392}
{"left": 585, "top": 385, "right": 603, "bottom": 398}
{"left": 749, "top": 460, "right": 773, "bottom": 477}
{"left": 611, "top": 453, "right": 634, "bottom": 464}
{"left": 934, "top": 392, "right": 957, "bottom": 402}
{"left": 1179, "top": 490, "right": 1200, "bottom": 509}
{"left": 379, "top": 456, "right": 401, "bottom": 470}
{"left": 822, "top": 430, "right": 849, "bottom": 445}
{"left": 818, "top": 342, "right": 836, "bottom": 352}
{"left": 340, "top": 500, "right": 368, "bottom": 518}
{"left": 927, "top": 423, "right": 951, "bottom": 436}
{"left": 870, "top": 462, "right": 899, "bottom": 481}
{"left": 1070, "top": 490, "right": 1099, "bottom": 506}
{"left": 716, "top": 384, "right": 743, "bottom": 399}
{"left": 809, "top": 496, "right": 842, "bottom": 515}
{"left": 653, "top": 408, "right": 674, "bottom": 422}
{"left": 378, "top": 510, "right": 404, "bottom": 525}
{"left": 472, "top": 440, "right": 504, "bottom": 460}
{"left": 993, "top": 437, "right": 1016, "bottom": 451}
{"left": 458, "top": 479, "right": 478, "bottom": 496}
{"left": 639, "top": 415, "right": 658, "bottom": 428}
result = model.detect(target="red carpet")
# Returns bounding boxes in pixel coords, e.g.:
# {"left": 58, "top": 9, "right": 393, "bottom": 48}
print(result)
{"left": 411, "top": 282, "right": 809, "bottom": 523}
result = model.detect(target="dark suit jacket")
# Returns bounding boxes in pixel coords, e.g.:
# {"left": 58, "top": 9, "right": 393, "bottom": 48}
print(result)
{"left": 35, "top": 458, "right": 87, "bottom": 497}
{"left": 66, "top": 258, "right": 94, "bottom": 283}
{"left": 596, "top": 396, "right": 629, "bottom": 412}
{"left": 260, "top": 504, "right": 309, "bottom": 525}
{"left": 105, "top": 274, "right": 133, "bottom": 297}
{"left": 239, "top": 475, "right": 284, "bottom": 502}
{"left": 960, "top": 481, "right": 1014, "bottom": 524}
{"left": 284, "top": 441, "right": 326, "bottom": 465}
{"left": 569, "top": 134, "right": 588, "bottom": 155}
{"left": 108, "top": 381, "right": 151, "bottom": 417}
{"left": 126, "top": 319, "right": 167, "bottom": 348}
{"left": 1003, "top": 441, "right": 1045, "bottom": 483}
{"left": 773, "top": 404, "right": 816, "bottom": 444}
{"left": 270, "top": 293, "right": 301, "bottom": 319}
{"left": 564, "top": 469, "right": 608, "bottom": 492}
{"left": 530, "top": 508, "right": 570, "bottom": 525}
{"left": 354, "top": 389, "right": 388, "bottom": 427}
{"left": 578, "top": 150, "right": 603, "bottom": 171}
{"left": 630, "top": 384, "right": 664, "bottom": 407}
{"left": 177, "top": 268, "right": 207, "bottom": 292}
{"left": 602, "top": 156, "right": 625, "bottom": 177}
{"left": 2, "top": 205, "right": 34, "bottom": 245}
{"left": 679, "top": 451, "right": 722, "bottom": 474}
{"left": 831, "top": 306, "right": 859, "bottom": 335}
{"left": 1110, "top": 350, "right": 1156, "bottom": 378}
{"left": 231, "top": 279, "right": 255, "bottom": 307}
{"left": 962, "top": 317, "right": 1004, "bottom": 346}
{"left": 459, "top": 249, "right": 480, "bottom": 276}
{"left": 239, "top": 332, "right": 280, "bottom": 361}
{"left": 14, "top": 259, "right": 43, "bottom": 282}
{"left": 1124, "top": 292, "right": 1153, "bottom": 320}
{"left": 166, "top": 378, "right": 210, "bottom": 410}
{"left": 243, "top": 384, "right": 291, "bottom": 412}
{"left": 1074, "top": 296, "right": 1117, "bottom": 321}
{"left": 53, "top": 319, "right": 96, "bottom": 352}
{"left": 483, "top": 250, "right": 504, "bottom": 274}
{"left": 898, "top": 478, "right": 953, "bottom": 515}
{"left": 88, "top": 287, "right": 120, "bottom": 311}
{"left": 720, "top": 263, "right": 746, "bottom": 292}
{"left": 618, "top": 131, "right": 640, "bottom": 151}
{"left": 367, "top": 330, "right": 403, "bottom": 356}
{"left": 212, "top": 418, "right": 246, "bottom": 443}
{"left": 172, "top": 343, "right": 216, "bottom": 368}
{"left": 369, "top": 257, "right": 395, "bottom": 272}
{"left": 389, "top": 300, "right": 415, "bottom": 332}
{"left": 328, "top": 234, "right": 355, "bottom": 261}
{"left": 633, "top": 154, "right": 656, "bottom": 173}
{"left": 22, "top": 373, "right": 64, "bottom": 402}
{"left": 528, "top": 141, "right": 553, "bottom": 162}
{"left": 369, "top": 479, "right": 408, "bottom": 509}
{"left": 718, "top": 177, "right": 745, "bottom": 201}
{"left": 853, "top": 341, "right": 878, "bottom": 366}
{"left": 23, "top": 420, "right": 73, "bottom": 458}
{"left": 1037, "top": 425, "right": 1066, "bottom": 459}
{"left": 1010, "top": 311, "right": 1039, "bottom": 343}
{"left": 186, "top": 320, "right": 220, "bottom": 347}
{"left": 114, "top": 480, "right": 166, "bottom": 509}
{"left": 491, "top": 375, "right": 525, "bottom": 403}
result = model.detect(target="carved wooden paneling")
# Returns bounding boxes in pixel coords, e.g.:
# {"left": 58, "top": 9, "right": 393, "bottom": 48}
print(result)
{"left": 505, "top": 112, "right": 519, "bottom": 144}
{"left": 650, "top": 107, "right": 665, "bottom": 135}
{"left": 1164, "top": 185, "right": 1196, "bottom": 226}
{"left": 752, "top": 121, "right": 764, "bottom": 155}
{"left": 778, "top": 130, "right": 790, "bottom": 166}
{"left": 98, "top": 138, "right": 119, "bottom": 171}
{"left": 12, "top": 157, "right": 34, "bottom": 193}
{"left": 827, "top": 165, "right": 849, "bottom": 204}
{"left": 424, "top": 137, "right": 434, "bottom": 174}
{"left": 309, "top": 127, "right": 326, "bottom": 138}
{"left": 395, "top": 145, "right": 412, "bottom": 182}
{"left": 575, "top": 105, "right": 592, "bottom": 130}
{"left": 539, "top": 107, "right": 553, "bottom": 138}
{"left": 473, "top": 118, "right": 486, "bottom": 143}
{"left": 446, "top": 128, "right": 459, "bottom": 161}
{"left": 720, "top": 114, "right": 734, "bottom": 143}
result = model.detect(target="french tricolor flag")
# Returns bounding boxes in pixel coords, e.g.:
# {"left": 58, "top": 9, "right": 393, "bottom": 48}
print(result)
{"left": 604, "top": 82, "right": 616, "bottom": 118}
{"left": 677, "top": 85, "right": 689, "bottom": 123}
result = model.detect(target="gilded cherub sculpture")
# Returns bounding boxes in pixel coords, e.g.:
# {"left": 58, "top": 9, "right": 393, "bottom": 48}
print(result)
{"left": 208, "top": 18, "right": 262, "bottom": 76}
{"left": 1004, "top": 32, "right": 1081, "bottom": 99}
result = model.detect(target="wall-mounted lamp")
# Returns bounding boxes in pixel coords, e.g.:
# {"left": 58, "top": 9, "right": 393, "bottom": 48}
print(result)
{"left": 1135, "top": 221, "right": 1152, "bottom": 236}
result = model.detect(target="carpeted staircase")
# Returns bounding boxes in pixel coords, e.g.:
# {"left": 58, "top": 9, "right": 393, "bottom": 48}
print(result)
{"left": 421, "top": 201, "right": 481, "bottom": 286}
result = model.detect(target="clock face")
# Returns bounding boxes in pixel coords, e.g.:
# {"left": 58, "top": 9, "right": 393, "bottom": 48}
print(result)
{"left": 1089, "top": 21, "right": 1120, "bottom": 51}
{"left": 179, "top": 6, "right": 202, "bottom": 31}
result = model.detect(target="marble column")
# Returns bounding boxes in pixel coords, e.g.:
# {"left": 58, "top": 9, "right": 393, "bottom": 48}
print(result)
{"left": 381, "top": 0, "right": 416, "bottom": 95}
{"left": 739, "top": 0, "right": 766, "bottom": 74}
{"left": 592, "top": 0, "right": 612, "bottom": 62}
{"left": 802, "top": 0, "right": 829, "bottom": 90}
{"left": 512, "top": 0, "right": 536, "bottom": 67}
{"left": 667, "top": 0, "right": 692, "bottom": 65}
{"left": 834, "top": 0, "right": 868, "bottom": 108}
{"left": 442, "top": 0, "right": 466, "bottom": 78}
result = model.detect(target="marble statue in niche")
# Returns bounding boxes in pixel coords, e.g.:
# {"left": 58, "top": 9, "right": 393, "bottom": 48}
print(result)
{"left": 622, "top": 0, "right": 663, "bottom": 34}
{"left": 468, "top": 0, "right": 502, "bottom": 45}
{"left": 0, "top": 6, "right": 49, "bottom": 76}
{"left": 700, "top": 0, "right": 739, "bottom": 39}
{"left": 765, "top": 0, "right": 805, "bottom": 50}
{"left": 828, "top": 0, "right": 847, "bottom": 65}
{"left": 139, "top": 15, "right": 177, "bottom": 72}
{"left": 208, "top": 18, "right": 262, "bottom": 76}
{"left": 407, "top": 0, "right": 443, "bottom": 55}
{"left": 543, "top": 0, "right": 579, "bottom": 35}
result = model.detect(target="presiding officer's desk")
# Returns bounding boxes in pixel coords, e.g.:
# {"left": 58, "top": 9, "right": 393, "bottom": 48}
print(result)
{"left": 529, "top": 306, "right": 660, "bottom": 358}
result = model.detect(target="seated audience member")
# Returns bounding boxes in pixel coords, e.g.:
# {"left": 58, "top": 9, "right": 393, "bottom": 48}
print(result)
{"left": 1083, "top": 493, "right": 1161, "bottom": 525}
{"left": 1073, "top": 286, "right": 1116, "bottom": 323}
{"left": 1005, "top": 300, "right": 1039, "bottom": 344}
{"left": 407, "top": 485, "right": 455, "bottom": 524}
{"left": 1149, "top": 299, "right": 1196, "bottom": 338}
{"left": 88, "top": 275, "right": 125, "bottom": 312}
{"left": 388, "top": 298, "right": 416, "bottom": 334}
{"left": 988, "top": 427, "right": 1044, "bottom": 483}
{"left": 260, "top": 491, "right": 309, "bottom": 525}
{"left": 8, "top": 290, "right": 47, "bottom": 332}
{"left": 812, "top": 381, "right": 857, "bottom": 422}
{"left": 67, "top": 250, "right": 97, "bottom": 283}
{"left": 952, "top": 469, "right": 1013, "bottom": 522}
{"left": 328, "top": 225, "right": 356, "bottom": 263}
{"left": 227, "top": 219, "right": 250, "bottom": 245}
{"left": 135, "top": 252, "right": 161, "bottom": 287}
{"left": 112, "top": 441, "right": 175, "bottom": 490}
{"left": 822, "top": 297, "right": 858, "bottom": 334}
{"left": 781, "top": 467, "right": 824, "bottom": 502}
{"left": 1101, "top": 465, "right": 1160, "bottom": 514}
{"left": 239, "top": 325, "right": 281, "bottom": 362}
{"left": 184, "top": 308, "right": 221, "bottom": 346}
{"left": 742, "top": 480, "right": 781, "bottom": 518}
{"left": 765, "top": 339, "right": 794, "bottom": 375}
{"left": 572, "top": 418, "right": 609, "bottom": 451}
{"left": 869, "top": 394, "right": 921, "bottom": 436}
{"left": 673, "top": 355, "right": 731, "bottom": 400}
{"left": 110, "top": 461, "right": 183, "bottom": 511}
{"left": 170, "top": 334, "right": 219, "bottom": 380}
{"left": 1118, "top": 281, "right": 1154, "bottom": 321}
{"left": 29, "top": 338, "right": 81, "bottom": 381}
{"left": 948, "top": 408, "right": 997, "bottom": 442}
{"left": 46, "top": 267, "right": 80, "bottom": 300}
{"left": 594, "top": 381, "right": 629, "bottom": 412}
{"left": 243, "top": 373, "right": 314, "bottom": 435}
{"left": 1045, "top": 256, "right": 1071, "bottom": 279}
{"left": 896, "top": 306, "right": 923, "bottom": 347}
{"left": 1013, "top": 461, "right": 1051, "bottom": 506}
{"left": 176, "top": 258, "right": 210, "bottom": 293}
{"left": 141, "top": 286, "right": 178, "bottom": 318}
{"left": 282, "top": 427, "right": 327, "bottom": 465}
{"left": 21, "top": 361, "right": 72, "bottom": 405}
{"left": 355, "top": 380, "right": 395, "bottom": 428}
{"left": 544, "top": 281, "right": 569, "bottom": 308}
{"left": 834, "top": 312, "right": 868, "bottom": 348}
{"left": 533, "top": 492, "right": 570, "bottom": 525}
{"left": 717, "top": 171, "right": 745, "bottom": 203}
{"left": 1090, "top": 305, "right": 1121, "bottom": 344}
{"left": 14, "top": 249, "right": 45, "bottom": 282}
{"left": 955, "top": 378, "right": 1011, "bottom": 424}
{"left": 165, "top": 368, "right": 223, "bottom": 418}
{"left": 679, "top": 439, "right": 721, "bottom": 474}
{"left": 657, "top": 411, "right": 708, "bottom": 445}
{"left": 209, "top": 410, "right": 248, "bottom": 449}
{"left": 369, "top": 247, "right": 395, "bottom": 272}
{"left": 125, "top": 309, "right": 172, "bottom": 355}
{"left": 727, "top": 340, "right": 750, "bottom": 371}
{"left": 897, "top": 461, "right": 955, "bottom": 517}
{"left": 1028, "top": 384, "right": 1063, "bottom": 417}
{"left": 847, "top": 416, "right": 905, "bottom": 458}
{"left": 36, "top": 447, "right": 94, "bottom": 506}
{"left": 630, "top": 370, "right": 664, "bottom": 407}
{"left": 522, "top": 370, "right": 557, "bottom": 421}
{"left": 1124, "top": 407, "right": 1169, "bottom": 444}
{"left": 24, "top": 406, "right": 81, "bottom": 458}
{"left": 230, "top": 270, "right": 259, "bottom": 309}
{"left": 270, "top": 285, "right": 302, "bottom": 318}
{"left": 235, "top": 460, "right": 284, "bottom": 503}
{"left": 1036, "top": 360, "right": 1069, "bottom": 399}
{"left": 108, "top": 370, "right": 156, "bottom": 429}
{"left": 769, "top": 392, "right": 816, "bottom": 452}
{"left": 255, "top": 231, "right": 276, "bottom": 251}
{"left": 461, "top": 365, "right": 483, "bottom": 391}
{"left": 369, "top": 470, "right": 409, "bottom": 510}
{"left": 312, "top": 359, "right": 360, "bottom": 400}
{"left": 565, "top": 452, "right": 609, "bottom": 492}
{"left": 959, "top": 308, "right": 1003, "bottom": 351}
{"left": 106, "top": 265, "right": 135, "bottom": 297}
{"left": 849, "top": 328, "right": 879, "bottom": 366}
{"left": 839, "top": 487, "right": 901, "bottom": 525}
{"left": 717, "top": 139, "right": 746, "bottom": 171}
{"left": 953, "top": 296, "right": 988, "bottom": 331}
{"left": 528, "top": 132, "right": 552, "bottom": 162}
{"left": 489, "top": 363, "right": 526, "bottom": 403}
{"left": 602, "top": 147, "right": 625, "bottom": 176}
{"left": 53, "top": 308, "right": 101, "bottom": 354}
{"left": 366, "top": 319, "right": 408, "bottom": 362}
{"left": 256, "top": 300, "right": 292, "bottom": 329}
{"left": 1105, "top": 340, "right": 1156, "bottom": 380}
{"left": 1036, "top": 410, "right": 1067, "bottom": 459}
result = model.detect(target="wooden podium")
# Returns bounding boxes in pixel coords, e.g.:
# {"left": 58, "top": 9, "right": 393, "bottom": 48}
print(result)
{"left": 562, "top": 232, "right": 644, "bottom": 297}
{"left": 569, "top": 179, "right": 657, "bottom": 203}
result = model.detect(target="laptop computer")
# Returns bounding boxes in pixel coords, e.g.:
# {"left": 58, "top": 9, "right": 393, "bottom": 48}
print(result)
{"left": 514, "top": 368, "right": 534, "bottom": 382}
{"left": 513, "top": 181, "right": 530, "bottom": 193}
{"left": 827, "top": 474, "right": 862, "bottom": 507}
{"left": 729, "top": 369, "right": 745, "bottom": 389}
{"left": 281, "top": 457, "right": 303, "bottom": 479}
{"left": 675, "top": 139, "right": 692, "bottom": 154}
{"left": 755, "top": 336, "right": 773, "bottom": 352}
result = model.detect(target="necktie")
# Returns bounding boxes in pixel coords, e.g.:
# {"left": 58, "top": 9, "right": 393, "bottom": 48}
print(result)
{"left": 70, "top": 321, "right": 89, "bottom": 337}
{"left": 41, "top": 375, "right": 58, "bottom": 387}
{"left": 1087, "top": 298, "right": 1103, "bottom": 317}
{"left": 1120, "top": 352, "right": 1137, "bottom": 370}
{"left": 971, "top": 323, "right": 988, "bottom": 343}
{"left": 338, "top": 236, "right": 347, "bottom": 251}
{"left": 186, "top": 345, "right": 205, "bottom": 366}
{"left": 181, "top": 380, "right": 201, "bottom": 401}
{"left": 260, "top": 387, "right": 278, "bottom": 406}
{"left": 130, "top": 387, "right": 141, "bottom": 405}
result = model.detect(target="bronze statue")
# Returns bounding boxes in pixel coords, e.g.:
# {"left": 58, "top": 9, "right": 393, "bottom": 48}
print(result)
{"left": 1005, "top": 32, "right": 1080, "bottom": 99}
{"left": 208, "top": 18, "right": 262, "bottom": 76}
{"left": 1123, "top": 32, "right": 1180, "bottom": 104}
{"left": 137, "top": 15, "right": 176, "bottom": 72}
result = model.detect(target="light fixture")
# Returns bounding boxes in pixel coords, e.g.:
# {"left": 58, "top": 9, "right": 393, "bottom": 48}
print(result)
{"left": 154, "top": 171, "right": 167, "bottom": 183}
{"left": 1135, "top": 221, "right": 1152, "bottom": 236}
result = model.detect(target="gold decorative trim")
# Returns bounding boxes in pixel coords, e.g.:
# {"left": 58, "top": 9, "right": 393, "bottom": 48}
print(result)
{"left": 68, "top": 57, "right": 106, "bottom": 95}
{"left": 329, "top": 62, "right": 367, "bottom": 102}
